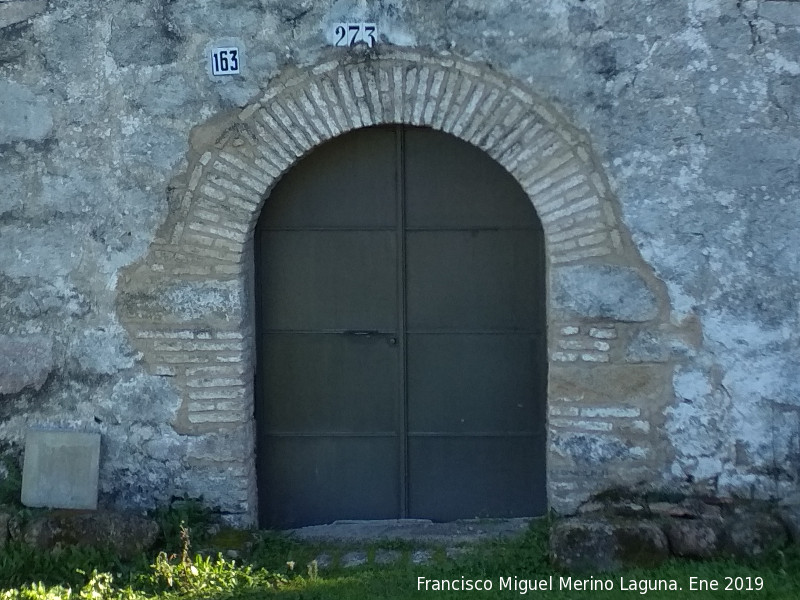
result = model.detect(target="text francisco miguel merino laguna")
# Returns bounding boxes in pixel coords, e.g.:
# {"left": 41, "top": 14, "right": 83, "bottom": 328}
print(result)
{"left": 419, "top": 575, "right": 698, "bottom": 594}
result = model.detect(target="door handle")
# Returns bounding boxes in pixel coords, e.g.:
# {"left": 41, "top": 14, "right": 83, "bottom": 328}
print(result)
{"left": 342, "top": 330, "right": 381, "bottom": 337}
{"left": 341, "top": 330, "right": 398, "bottom": 345}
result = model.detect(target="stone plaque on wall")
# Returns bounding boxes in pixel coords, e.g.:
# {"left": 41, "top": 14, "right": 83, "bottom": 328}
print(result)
{"left": 21, "top": 430, "right": 101, "bottom": 510}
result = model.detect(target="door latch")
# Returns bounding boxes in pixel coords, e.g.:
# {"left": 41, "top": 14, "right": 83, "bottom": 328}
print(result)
{"left": 341, "top": 330, "right": 398, "bottom": 345}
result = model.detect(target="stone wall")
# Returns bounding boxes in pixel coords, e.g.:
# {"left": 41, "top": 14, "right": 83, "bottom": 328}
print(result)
{"left": 1, "top": 0, "right": 798, "bottom": 525}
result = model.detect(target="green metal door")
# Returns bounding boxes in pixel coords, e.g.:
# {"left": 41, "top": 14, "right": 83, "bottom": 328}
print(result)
{"left": 255, "top": 125, "right": 546, "bottom": 529}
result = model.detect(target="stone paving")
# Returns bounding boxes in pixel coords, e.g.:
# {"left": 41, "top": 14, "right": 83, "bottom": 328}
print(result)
{"left": 291, "top": 518, "right": 532, "bottom": 569}
{"left": 310, "top": 547, "right": 441, "bottom": 569}
{"left": 290, "top": 517, "right": 531, "bottom": 543}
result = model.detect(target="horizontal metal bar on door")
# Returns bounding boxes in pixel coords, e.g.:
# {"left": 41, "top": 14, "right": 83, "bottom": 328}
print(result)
{"left": 259, "top": 227, "right": 541, "bottom": 232}
{"left": 406, "top": 330, "right": 545, "bottom": 335}
{"left": 405, "top": 227, "right": 542, "bottom": 232}
{"left": 264, "top": 432, "right": 399, "bottom": 437}
{"left": 260, "top": 227, "right": 397, "bottom": 231}
{"left": 407, "top": 432, "right": 544, "bottom": 437}
{"left": 264, "top": 432, "right": 544, "bottom": 438}
{"left": 261, "top": 330, "right": 545, "bottom": 335}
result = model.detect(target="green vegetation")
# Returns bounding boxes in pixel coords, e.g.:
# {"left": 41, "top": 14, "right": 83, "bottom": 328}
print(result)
{"left": 1, "top": 514, "right": 799, "bottom": 599}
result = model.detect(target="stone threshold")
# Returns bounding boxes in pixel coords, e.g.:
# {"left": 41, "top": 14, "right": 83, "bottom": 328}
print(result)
{"left": 287, "top": 517, "right": 533, "bottom": 544}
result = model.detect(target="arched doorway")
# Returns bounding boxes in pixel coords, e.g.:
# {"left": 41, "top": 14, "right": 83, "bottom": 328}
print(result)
{"left": 118, "top": 50, "right": 668, "bottom": 526}
{"left": 255, "top": 125, "right": 547, "bottom": 529}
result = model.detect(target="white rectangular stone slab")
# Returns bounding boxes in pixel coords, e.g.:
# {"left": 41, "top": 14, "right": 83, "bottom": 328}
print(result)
{"left": 21, "top": 430, "right": 101, "bottom": 510}
{"left": 761, "top": 1, "right": 800, "bottom": 26}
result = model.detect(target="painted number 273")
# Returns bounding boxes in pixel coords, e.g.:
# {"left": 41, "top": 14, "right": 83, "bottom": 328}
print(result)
{"left": 333, "top": 23, "right": 377, "bottom": 48}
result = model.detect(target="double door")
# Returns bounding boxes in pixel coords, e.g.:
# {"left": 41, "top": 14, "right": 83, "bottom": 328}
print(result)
{"left": 255, "top": 125, "right": 546, "bottom": 529}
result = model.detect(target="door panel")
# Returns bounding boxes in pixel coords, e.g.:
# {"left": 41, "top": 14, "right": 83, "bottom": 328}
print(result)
{"left": 261, "top": 333, "right": 399, "bottom": 433}
{"left": 406, "top": 334, "right": 544, "bottom": 434}
{"left": 259, "top": 230, "right": 397, "bottom": 331}
{"left": 407, "top": 436, "right": 546, "bottom": 521}
{"left": 406, "top": 229, "right": 543, "bottom": 332}
{"left": 404, "top": 127, "right": 540, "bottom": 229}
{"left": 259, "top": 127, "right": 397, "bottom": 228}
{"left": 262, "top": 436, "right": 400, "bottom": 529}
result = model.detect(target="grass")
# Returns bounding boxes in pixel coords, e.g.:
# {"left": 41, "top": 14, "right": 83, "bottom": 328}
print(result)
{"left": 0, "top": 517, "right": 799, "bottom": 599}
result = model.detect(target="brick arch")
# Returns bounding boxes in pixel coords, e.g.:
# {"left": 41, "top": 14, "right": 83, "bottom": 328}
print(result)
{"left": 118, "top": 49, "right": 655, "bottom": 525}
{"left": 166, "top": 52, "right": 624, "bottom": 268}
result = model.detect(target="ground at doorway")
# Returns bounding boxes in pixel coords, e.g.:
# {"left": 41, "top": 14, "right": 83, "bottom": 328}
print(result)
{"left": 289, "top": 517, "right": 532, "bottom": 543}
{"left": 287, "top": 517, "right": 531, "bottom": 570}
{"left": 2, "top": 513, "right": 800, "bottom": 599}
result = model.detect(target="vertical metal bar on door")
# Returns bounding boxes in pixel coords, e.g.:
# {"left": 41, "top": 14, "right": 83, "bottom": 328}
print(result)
{"left": 396, "top": 125, "right": 409, "bottom": 517}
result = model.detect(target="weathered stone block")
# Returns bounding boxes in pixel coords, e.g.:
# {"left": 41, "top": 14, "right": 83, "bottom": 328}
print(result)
{"left": 551, "top": 432, "right": 646, "bottom": 466}
{"left": 665, "top": 519, "right": 720, "bottom": 559}
{"left": 374, "top": 549, "right": 402, "bottom": 564}
{"left": 0, "top": 81, "right": 53, "bottom": 145}
{"left": 579, "top": 499, "right": 646, "bottom": 517}
{"left": 626, "top": 329, "right": 694, "bottom": 363}
{"left": 109, "top": 25, "right": 178, "bottom": 67}
{"left": 552, "top": 265, "right": 659, "bottom": 322}
{"left": 0, "top": 0, "right": 46, "bottom": 30}
{"left": 411, "top": 549, "right": 433, "bottom": 565}
{"left": 22, "top": 510, "right": 159, "bottom": 559}
{"left": 778, "top": 506, "right": 800, "bottom": 544}
{"left": 21, "top": 430, "right": 100, "bottom": 510}
{"left": 340, "top": 551, "right": 367, "bottom": 568}
{"left": 550, "top": 363, "right": 669, "bottom": 405}
{"left": 760, "top": 1, "right": 800, "bottom": 26}
{"left": 312, "top": 553, "right": 332, "bottom": 569}
{"left": 720, "top": 513, "right": 788, "bottom": 558}
{"left": 119, "top": 280, "right": 243, "bottom": 323}
{"left": 649, "top": 500, "right": 722, "bottom": 521}
{"left": 626, "top": 330, "right": 671, "bottom": 363}
{"left": 550, "top": 517, "right": 669, "bottom": 572}
{"left": 69, "top": 327, "right": 136, "bottom": 376}
{"left": 0, "top": 334, "right": 54, "bottom": 396}
{"left": 614, "top": 521, "right": 671, "bottom": 567}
